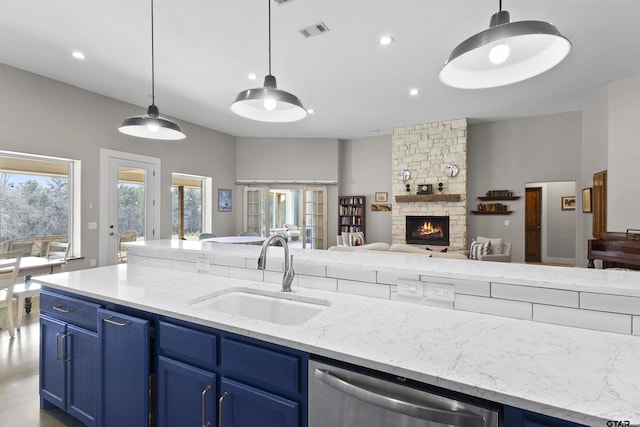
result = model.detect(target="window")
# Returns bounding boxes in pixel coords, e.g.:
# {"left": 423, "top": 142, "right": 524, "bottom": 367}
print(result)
{"left": 171, "top": 173, "right": 212, "bottom": 240}
{"left": 0, "top": 151, "right": 80, "bottom": 256}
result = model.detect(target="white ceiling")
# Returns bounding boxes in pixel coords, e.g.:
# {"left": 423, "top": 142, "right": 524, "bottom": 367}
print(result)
{"left": 2, "top": 0, "right": 640, "bottom": 140}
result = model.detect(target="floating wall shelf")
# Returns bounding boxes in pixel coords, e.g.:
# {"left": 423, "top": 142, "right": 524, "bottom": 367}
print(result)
{"left": 477, "top": 196, "right": 521, "bottom": 201}
{"left": 395, "top": 194, "right": 462, "bottom": 203}
{"left": 471, "top": 210, "right": 513, "bottom": 215}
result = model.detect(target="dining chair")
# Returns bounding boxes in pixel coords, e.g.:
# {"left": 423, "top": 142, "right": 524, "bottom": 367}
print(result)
{"left": 46, "top": 241, "right": 70, "bottom": 260}
{"left": 0, "top": 250, "right": 23, "bottom": 338}
{"left": 117, "top": 230, "right": 138, "bottom": 263}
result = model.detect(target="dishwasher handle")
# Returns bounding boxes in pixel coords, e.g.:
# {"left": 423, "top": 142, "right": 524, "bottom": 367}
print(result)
{"left": 315, "top": 368, "right": 486, "bottom": 427}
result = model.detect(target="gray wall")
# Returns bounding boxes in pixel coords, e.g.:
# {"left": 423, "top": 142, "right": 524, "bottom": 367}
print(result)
{"left": 340, "top": 135, "right": 392, "bottom": 245}
{"left": 0, "top": 64, "right": 238, "bottom": 269}
{"left": 467, "top": 112, "right": 583, "bottom": 263}
{"left": 607, "top": 75, "right": 640, "bottom": 231}
{"left": 526, "top": 181, "right": 577, "bottom": 263}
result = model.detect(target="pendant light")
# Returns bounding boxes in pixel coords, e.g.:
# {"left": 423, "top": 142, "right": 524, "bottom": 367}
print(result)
{"left": 119, "top": 0, "right": 186, "bottom": 140}
{"left": 439, "top": 0, "right": 571, "bottom": 89}
{"left": 230, "top": 0, "right": 307, "bottom": 122}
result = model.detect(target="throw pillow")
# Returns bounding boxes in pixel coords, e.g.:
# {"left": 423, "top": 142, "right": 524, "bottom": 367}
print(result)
{"left": 341, "top": 231, "right": 365, "bottom": 247}
{"left": 477, "top": 236, "right": 503, "bottom": 255}
{"left": 470, "top": 240, "right": 492, "bottom": 260}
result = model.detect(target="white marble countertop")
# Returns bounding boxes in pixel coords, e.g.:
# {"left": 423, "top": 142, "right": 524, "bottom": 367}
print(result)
{"left": 34, "top": 261, "right": 640, "bottom": 426}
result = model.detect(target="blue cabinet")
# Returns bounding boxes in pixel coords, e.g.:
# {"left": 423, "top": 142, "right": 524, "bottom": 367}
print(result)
{"left": 504, "top": 406, "right": 588, "bottom": 427}
{"left": 157, "top": 357, "right": 217, "bottom": 427}
{"left": 219, "top": 378, "right": 299, "bottom": 427}
{"left": 98, "top": 308, "right": 150, "bottom": 427}
{"left": 40, "top": 291, "right": 99, "bottom": 427}
{"left": 40, "top": 289, "right": 151, "bottom": 427}
{"left": 156, "top": 319, "right": 308, "bottom": 427}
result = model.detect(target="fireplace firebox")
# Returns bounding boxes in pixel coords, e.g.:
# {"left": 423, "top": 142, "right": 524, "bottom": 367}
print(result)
{"left": 405, "top": 216, "right": 450, "bottom": 246}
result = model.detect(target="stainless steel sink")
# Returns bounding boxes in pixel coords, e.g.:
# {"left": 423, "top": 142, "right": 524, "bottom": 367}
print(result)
{"left": 188, "top": 287, "right": 330, "bottom": 325}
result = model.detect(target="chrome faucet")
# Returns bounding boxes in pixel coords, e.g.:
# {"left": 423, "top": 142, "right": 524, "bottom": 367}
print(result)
{"left": 258, "top": 234, "right": 295, "bottom": 292}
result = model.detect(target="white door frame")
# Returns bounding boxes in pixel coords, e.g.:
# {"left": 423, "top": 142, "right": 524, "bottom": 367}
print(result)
{"left": 99, "top": 149, "right": 161, "bottom": 266}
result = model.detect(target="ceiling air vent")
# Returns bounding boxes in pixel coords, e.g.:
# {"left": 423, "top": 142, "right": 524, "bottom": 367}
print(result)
{"left": 273, "top": 0, "right": 296, "bottom": 5}
{"left": 299, "top": 22, "right": 330, "bottom": 38}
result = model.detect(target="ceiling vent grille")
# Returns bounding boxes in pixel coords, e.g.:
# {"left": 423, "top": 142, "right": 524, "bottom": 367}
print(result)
{"left": 273, "top": 0, "right": 296, "bottom": 5}
{"left": 299, "top": 22, "right": 330, "bottom": 38}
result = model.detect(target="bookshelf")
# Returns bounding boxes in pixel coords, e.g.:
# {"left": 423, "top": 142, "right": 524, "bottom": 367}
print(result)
{"left": 338, "top": 195, "right": 366, "bottom": 234}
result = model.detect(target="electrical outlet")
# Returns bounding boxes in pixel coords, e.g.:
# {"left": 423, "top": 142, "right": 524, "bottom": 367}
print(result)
{"left": 397, "top": 279, "right": 422, "bottom": 299}
{"left": 423, "top": 282, "right": 454, "bottom": 308}
{"left": 196, "top": 256, "right": 211, "bottom": 272}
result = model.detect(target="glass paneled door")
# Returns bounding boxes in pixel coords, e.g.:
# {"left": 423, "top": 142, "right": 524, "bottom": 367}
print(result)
{"left": 100, "top": 149, "right": 160, "bottom": 266}
{"left": 244, "top": 187, "right": 269, "bottom": 236}
{"left": 303, "top": 187, "right": 327, "bottom": 249}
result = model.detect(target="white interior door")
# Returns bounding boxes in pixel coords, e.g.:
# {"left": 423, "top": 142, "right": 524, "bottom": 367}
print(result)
{"left": 99, "top": 149, "right": 160, "bottom": 266}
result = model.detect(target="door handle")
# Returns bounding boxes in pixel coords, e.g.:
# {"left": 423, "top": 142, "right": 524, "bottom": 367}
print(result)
{"left": 217, "top": 391, "right": 229, "bottom": 427}
{"left": 201, "top": 385, "right": 212, "bottom": 427}
{"left": 315, "top": 369, "right": 485, "bottom": 427}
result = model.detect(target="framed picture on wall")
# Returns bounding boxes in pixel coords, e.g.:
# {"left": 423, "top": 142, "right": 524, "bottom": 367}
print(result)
{"left": 582, "top": 188, "right": 592, "bottom": 213}
{"left": 561, "top": 195, "right": 576, "bottom": 211}
{"left": 218, "top": 189, "right": 231, "bottom": 212}
{"left": 374, "top": 192, "right": 388, "bottom": 202}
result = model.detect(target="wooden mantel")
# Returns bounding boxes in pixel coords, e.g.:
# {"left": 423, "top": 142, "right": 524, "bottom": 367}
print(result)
{"left": 395, "top": 194, "right": 462, "bottom": 203}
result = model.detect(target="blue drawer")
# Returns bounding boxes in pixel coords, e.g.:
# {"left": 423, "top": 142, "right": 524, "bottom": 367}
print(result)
{"left": 158, "top": 321, "right": 218, "bottom": 371}
{"left": 40, "top": 289, "right": 99, "bottom": 332}
{"left": 222, "top": 338, "right": 301, "bottom": 395}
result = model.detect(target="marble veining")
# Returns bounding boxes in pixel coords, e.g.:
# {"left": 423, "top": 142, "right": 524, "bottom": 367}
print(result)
{"left": 34, "top": 263, "right": 640, "bottom": 426}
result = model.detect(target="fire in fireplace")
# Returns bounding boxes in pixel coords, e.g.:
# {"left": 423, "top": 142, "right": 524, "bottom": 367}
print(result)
{"left": 405, "top": 216, "right": 450, "bottom": 246}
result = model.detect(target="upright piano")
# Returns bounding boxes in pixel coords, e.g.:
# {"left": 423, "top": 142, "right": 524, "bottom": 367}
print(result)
{"left": 588, "top": 230, "right": 640, "bottom": 270}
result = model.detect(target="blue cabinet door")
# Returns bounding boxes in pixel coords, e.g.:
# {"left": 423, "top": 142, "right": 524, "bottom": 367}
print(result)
{"left": 219, "top": 377, "right": 299, "bottom": 427}
{"left": 157, "top": 356, "right": 217, "bottom": 427}
{"left": 98, "top": 308, "right": 150, "bottom": 427}
{"left": 504, "top": 406, "right": 588, "bottom": 427}
{"left": 66, "top": 324, "right": 97, "bottom": 427}
{"left": 40, "top": 315, "right": 67, "bottom": 410}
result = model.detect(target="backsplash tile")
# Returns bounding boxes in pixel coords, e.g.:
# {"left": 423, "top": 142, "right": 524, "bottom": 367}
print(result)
{"left": 297, "top": 275, "right": 338, "bottom": 291}
{"left": 580, "top": 292, "right": 640, "bottom": 315}
{"left": 327, "top": 265, "right": 377, "bottom": 283}
{"left": 338, "top": 279, "right": 390, "bottom": 299}
{"left": 533, "top": 304, "right": 632, "bottom": 334}
{"left": 492, "top": 283, "right": 579, "bottom": 308}
{"left": 455, "top": 294, "right": 532, "bottom": 320}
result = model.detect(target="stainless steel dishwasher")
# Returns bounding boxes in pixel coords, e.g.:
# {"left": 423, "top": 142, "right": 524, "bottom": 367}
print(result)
{"left": 309, "top": 358, "right": 500, "bottom": 427}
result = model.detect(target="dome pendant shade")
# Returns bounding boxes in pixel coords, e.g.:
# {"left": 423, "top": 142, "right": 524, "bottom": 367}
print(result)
{"left": 439, "top": 10, "right": 571, "bottom": 89}
{"left": 119, "top": 105, "right": 186, "bottom": 140}
{"left": 118, "top": 0, "right": 186, "bottom": 140}
{"left": 231, "top": 74, "right": 307, "bottom": 123}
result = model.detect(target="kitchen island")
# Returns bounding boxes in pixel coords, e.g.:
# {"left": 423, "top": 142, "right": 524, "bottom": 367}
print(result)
{"left": 33, "top": 240, "right": 640, "bottom": 426}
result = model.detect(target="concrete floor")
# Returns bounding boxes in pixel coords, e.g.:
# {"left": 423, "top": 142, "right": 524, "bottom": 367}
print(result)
{"left": 0, "top": 298, "right": 85, "bottom": 427}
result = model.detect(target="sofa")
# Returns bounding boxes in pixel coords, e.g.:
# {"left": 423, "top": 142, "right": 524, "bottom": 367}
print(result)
{"left": 328, "top": 242, "right": 469, "bottom": 260}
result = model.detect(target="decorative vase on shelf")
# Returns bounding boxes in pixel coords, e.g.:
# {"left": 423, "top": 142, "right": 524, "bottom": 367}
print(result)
{"left": 438, "top": 182, "right": 444, "bottom": 192}
{"left": 405, "top": 184, "right": 411, "bottom": 193}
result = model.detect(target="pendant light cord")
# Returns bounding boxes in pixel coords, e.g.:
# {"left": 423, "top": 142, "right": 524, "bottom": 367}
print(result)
{"left": 498, "top": 0, "right": 502, "bottom": 12}
{"left": 268, "top": 0, "right": 272, "bottom": 76}
{"left": 150, "top": 0, "right": 156, "bottom": 106}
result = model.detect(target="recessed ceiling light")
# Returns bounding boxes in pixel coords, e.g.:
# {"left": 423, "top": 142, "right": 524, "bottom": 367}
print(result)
{"left": 72, "top": 51, "right": 86, "bottom": 60}
{"left": 248, "top": 73, "right": 258, "bottom": 80}
{"left": 370, "top": 128, "right": 381, "bottom": 133}
{"left": 307, "top": 109, "right": 315, "bottom": 114}
{"left": 379, "top": 35, "right": 393, "bottom": 46}
{"left": 409, "top": 88, "right": 420, "bottom": 96}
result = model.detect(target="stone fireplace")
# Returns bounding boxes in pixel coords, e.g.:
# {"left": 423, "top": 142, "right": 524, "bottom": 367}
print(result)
{"left": 392, "top": 119, "right": 467, "bottom": 249}
{"left": 405, "top": 216, "right": 449, "bottom": 246}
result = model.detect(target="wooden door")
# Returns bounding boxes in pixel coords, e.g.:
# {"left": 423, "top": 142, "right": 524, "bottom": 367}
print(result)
{"left": 525, "top": 187, "right": 542, "bottom": 263}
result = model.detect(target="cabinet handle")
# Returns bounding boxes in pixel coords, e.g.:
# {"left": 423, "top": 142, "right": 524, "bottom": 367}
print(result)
{"left": 201, "top": 385, "right": 212, "bottom": 427}
{"left": 56, "top": 331, "right": 70, "bottom": 362}
{"left": 60, "top": 333, "right": 70, "bottom": 362}
{"left": 55, "top": 331, "right": 64, "bottom": 361}
{"left": 53, "top": 305, "right": 74, "bottom": 313}
{"left": 103, "top": 316, "right": 130, "bottom": 327}
{"left": 217, "top": 392, "right": 229, "bottom": 427}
